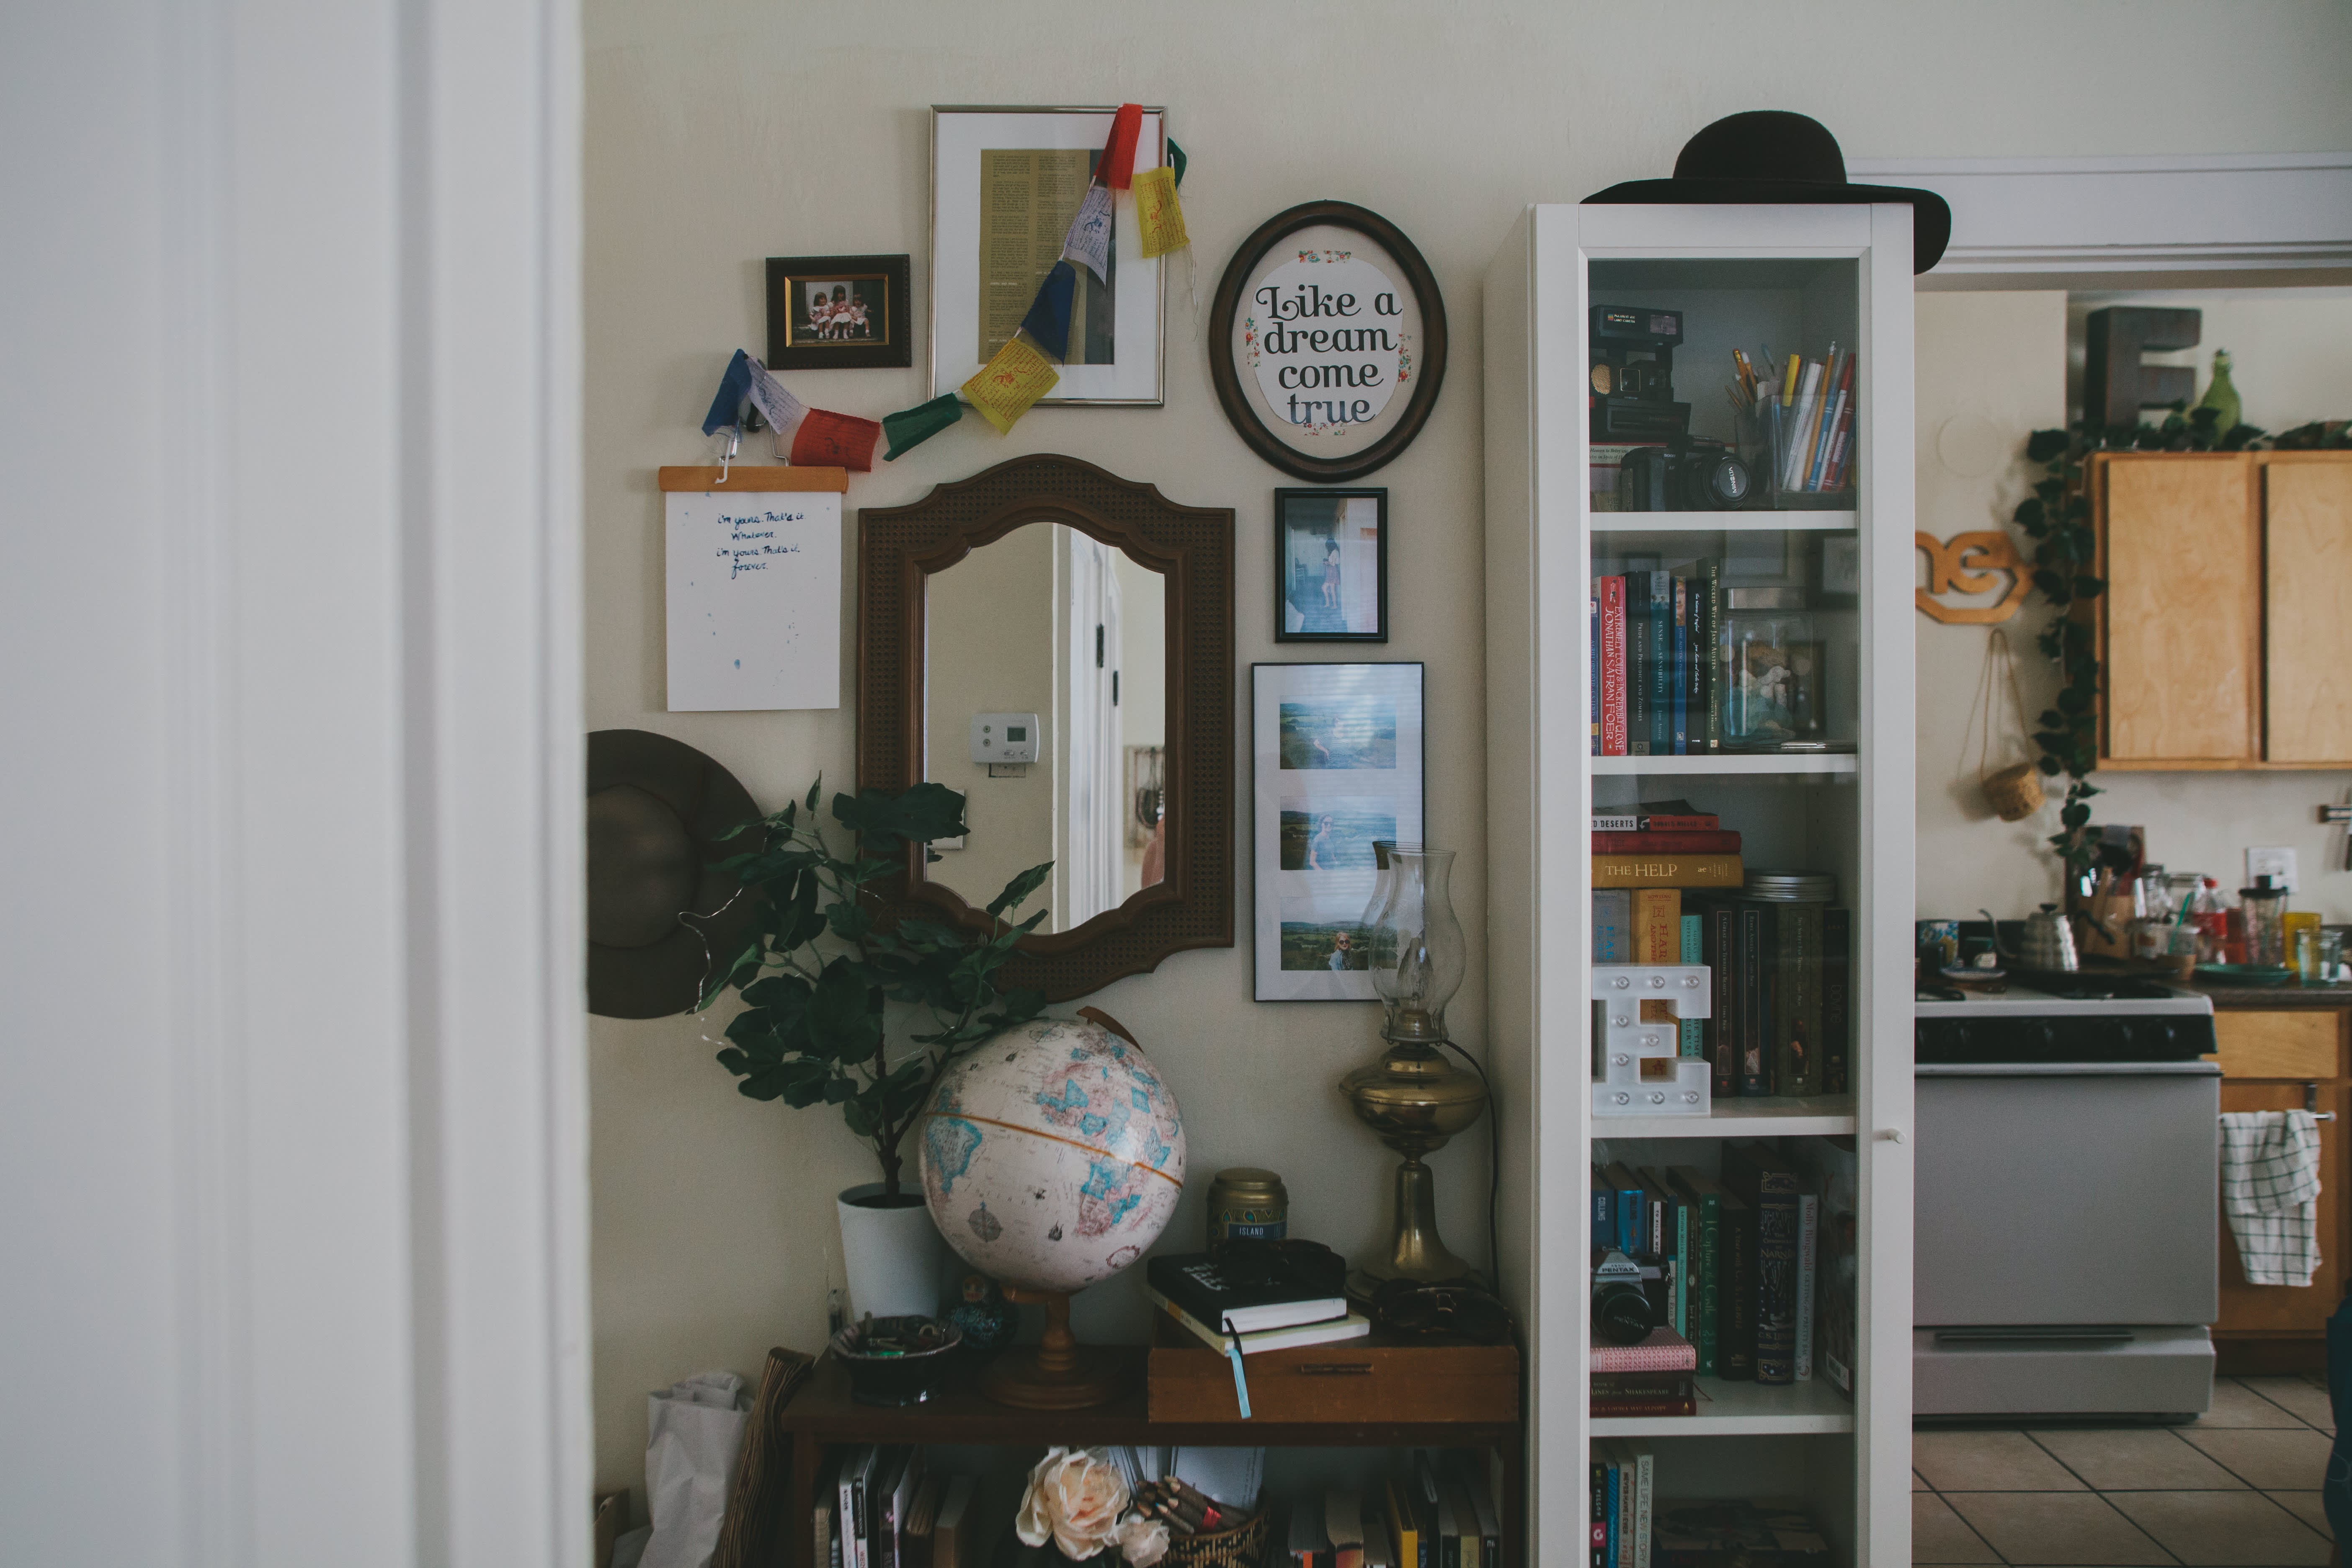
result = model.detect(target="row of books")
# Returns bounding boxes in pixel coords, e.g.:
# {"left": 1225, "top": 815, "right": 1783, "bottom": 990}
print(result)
{"left": 1592, "top": 882, "right": 1848, "bottom": 1100}
{"left": 1589, "top": 802, "right": 1743, "bottom": 892}
{"left": 1594, "top": 1473, "right": 1833, "bottom": 1568}
{"left": 1589, "top": 1141, "right": 1856, "bottom": 1394}
{"left": 1590, "top": 566, "right": 1721, "bottom": 757}
{"left": 816, "top": 1446, "right": 980, "bottom": 1568}
{"left": 1285, "top": 1454, "right": 1504, "bottom": 1568}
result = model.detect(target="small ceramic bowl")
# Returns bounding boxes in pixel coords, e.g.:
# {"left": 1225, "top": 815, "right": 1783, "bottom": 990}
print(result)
{"left": 829, "top": 1315, "right": 963, "bottom": 1406}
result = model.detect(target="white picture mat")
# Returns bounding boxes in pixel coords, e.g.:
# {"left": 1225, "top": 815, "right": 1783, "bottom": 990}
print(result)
{"left": 931, "top": 108, "right": 1165, "bottom": 404}
{"left": 664, "top": 489, "right": 842, "bottom": 711}
{"left": 1253, "top": 662, "right": 1426, "bottom": 1001}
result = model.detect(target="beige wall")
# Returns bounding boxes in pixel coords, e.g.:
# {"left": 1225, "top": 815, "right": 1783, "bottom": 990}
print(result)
{"left": 583, "top": 0, "right": 2352, "bottom": 1501}
{"left": 924, "top": 523, "right": 1057, "bottom": 918}
{"left": 1916, "top": 289, "right": 2352, "bottom": 925}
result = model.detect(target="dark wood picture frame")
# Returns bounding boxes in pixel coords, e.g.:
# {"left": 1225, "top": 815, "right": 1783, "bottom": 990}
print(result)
{"left": 1208, "top": 201, "right": 1448, "bottom": 484}
{"left": 765, "top": 253, "right": 913, "bottom": 371}
{"left": 858, "top": 454, "right": 1234, "bottom": 1001}
{"left": 1273, "top": 487, "right": 1388, "bottom": 644}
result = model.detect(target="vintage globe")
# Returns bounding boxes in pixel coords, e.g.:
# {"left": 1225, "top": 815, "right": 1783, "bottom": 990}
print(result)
{"left": 919, "top": 1016, "right": 1185, "bottom": 1294}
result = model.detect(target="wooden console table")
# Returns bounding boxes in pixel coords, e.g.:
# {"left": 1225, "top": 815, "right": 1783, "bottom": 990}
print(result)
{"left": 728, "top": 1344, "right": 1524, "bottom": 1568}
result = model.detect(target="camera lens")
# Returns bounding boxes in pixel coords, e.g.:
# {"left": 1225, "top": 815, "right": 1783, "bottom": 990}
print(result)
{"left": 1592, "top": 1280, "right": 1659, "bottom": 1345}
{"left": 1702, "top": 451, "right": 1751, "bottom": 508}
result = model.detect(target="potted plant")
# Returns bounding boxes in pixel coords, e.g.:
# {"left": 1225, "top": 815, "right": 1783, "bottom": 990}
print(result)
{"left": 699, "top": 778, "right": 1051, "bottom": 1318}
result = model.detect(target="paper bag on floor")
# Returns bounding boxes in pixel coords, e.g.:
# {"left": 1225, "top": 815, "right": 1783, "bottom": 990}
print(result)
{"left": 639, "top": 1371, "right": 751, "bottom": 1568}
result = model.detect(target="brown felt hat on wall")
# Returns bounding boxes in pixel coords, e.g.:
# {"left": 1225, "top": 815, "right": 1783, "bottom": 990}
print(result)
{"left": 586, "top": 729, "right": 763, "bottom": 1019}
{"left": 1584, "top": 111, "right": 1951, "bottom": 275}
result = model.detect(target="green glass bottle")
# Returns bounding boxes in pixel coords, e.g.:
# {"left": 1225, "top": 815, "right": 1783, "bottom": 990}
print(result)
{"left": 2195, "top": 347, "right": 2242, "bottom": 436}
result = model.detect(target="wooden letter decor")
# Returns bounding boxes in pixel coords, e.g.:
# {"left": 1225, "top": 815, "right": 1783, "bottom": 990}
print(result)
{"left": 1916, "top": 530, "right": 2031, "bottom": 624}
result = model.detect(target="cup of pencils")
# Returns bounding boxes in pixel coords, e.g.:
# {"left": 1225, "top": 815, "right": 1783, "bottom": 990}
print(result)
{"left": 1728, "top": 344, "right": 1857, "bottom": 509}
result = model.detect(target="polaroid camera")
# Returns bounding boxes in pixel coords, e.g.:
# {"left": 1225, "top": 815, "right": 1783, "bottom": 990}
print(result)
{"left": 1589, "top": 304, "right": 1691, "bottom": 443}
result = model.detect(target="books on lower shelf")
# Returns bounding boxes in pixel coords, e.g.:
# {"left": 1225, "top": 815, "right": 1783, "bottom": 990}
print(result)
{"left": 1283, "top": 1454, "right": 1503, "bottom": 1568}
{"left": 1591, "top": 1140, "right": 1847, "bottom": 1400}
{"left": 1655, "top": 1498, "right": 1833, "bottom": 1567}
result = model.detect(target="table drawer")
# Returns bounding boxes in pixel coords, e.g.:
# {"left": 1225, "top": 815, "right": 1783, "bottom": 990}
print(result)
{"left": 2212, "top": 1011, "right": 2341, "bottom": 1080}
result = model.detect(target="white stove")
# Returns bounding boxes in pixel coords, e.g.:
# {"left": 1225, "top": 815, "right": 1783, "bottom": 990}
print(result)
{"left": 1914, "top": 975, "right": 2221, "bottom": 1420}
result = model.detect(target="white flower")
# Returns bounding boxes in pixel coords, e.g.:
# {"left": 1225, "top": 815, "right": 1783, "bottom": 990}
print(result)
{"left": 1014, "top": 1446, "right": 1130, "bottom": 1560}
{"left": 1117, "top": 1510, "right": 1172, "bottom": 1568}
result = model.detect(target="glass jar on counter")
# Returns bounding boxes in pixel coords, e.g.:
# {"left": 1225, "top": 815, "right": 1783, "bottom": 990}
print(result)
{"left": 1723, "top": 587, "right": 1822, "bottom": 748}
{"left": 2240, "top": 877, "right": 2289, "bottom": 968}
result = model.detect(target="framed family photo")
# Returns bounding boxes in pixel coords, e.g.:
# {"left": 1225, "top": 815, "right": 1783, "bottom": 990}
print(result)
{"left": 764, "top": 253, "right": 912, "bottom": 371}
{"left": 1274, "top": 487, "right": 1386, "bottom": 642}
{"left": 1253, "top": 662, "right": 1426, "bottom": 1001}
{"left": 930, "top": 106, "right": 1167, "bottom": 405}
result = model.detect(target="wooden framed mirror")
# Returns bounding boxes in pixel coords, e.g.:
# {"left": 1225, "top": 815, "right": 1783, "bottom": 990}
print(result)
{"left": 859, "top": 454, "right": 1234, "bottom": 999}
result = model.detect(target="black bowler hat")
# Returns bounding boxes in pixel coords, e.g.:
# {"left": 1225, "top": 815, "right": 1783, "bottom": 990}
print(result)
{"left": 1584, "top": 111, "right": 1950, "bottom": 274}
{"left": 586, "top": 729, "right": 763, "bottom": 1019}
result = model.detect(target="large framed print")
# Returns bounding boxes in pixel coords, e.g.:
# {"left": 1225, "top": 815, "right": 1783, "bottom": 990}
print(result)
{"left": 1253, "top": 662, "right": 1425, "bottom": 1001}
{"left": 931, "top": 106, "right": 1167, "bottom": 405}
{"left": 1210, "top": 201, "right": 1447, "bottom": 484}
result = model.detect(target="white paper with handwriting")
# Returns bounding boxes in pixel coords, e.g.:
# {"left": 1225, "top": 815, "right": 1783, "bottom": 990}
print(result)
{"left": 665, "top": 488, "right": 841, "bottom": 710}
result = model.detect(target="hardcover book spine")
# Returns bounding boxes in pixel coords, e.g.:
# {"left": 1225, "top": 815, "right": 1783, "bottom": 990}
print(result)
{"left": 1737, "top": 904, "right": 1769, "bottom": 1097}
{"left": 1678, "top": 914, "right": 1704, "bottom": 1059}
{"left": 1590, "top": 854, "right": 1745, "bottom": 890}
{"left": 1696, "top": 556, "right": 1719, "bottom": 752}
{"left": 1769, "top": 900, "right": 1822, "bottom": 1099}
{"left": 1592, "top": 890, "right": 1632, "bottom": 963}
{"left": 1795, "top": 1190, "right": 1819, "bottom": 1381}
{"left": 1600, "top": 577, "right": 1628, "bottom": 757}
{"left": 1646, "top": 571, "right": 1671, "bottom": 756}
{"left": 1590, "top": 814, "right": 1640, "bottom": 833}
{"left": 1589, "top": 1462, "right": 1604, "bottom": 1568}
{"left": 1822, "top": 907, "right": 1851, "bottom": 1097}
{"left": 1626, "top": 578, "right": 1649, "bottom": 755}
{"left": 1703, "top": 902, "right": 1736, "bottom": 1097}
{"left": 1674, "top": 1197, "right": 1690, "bottom": 1335}
{"left": 1670, "top": 575, "right": 1688, "bottom": 756}
{"left": 1632, "top": 889, "right": 1680, "bottom": 966}
{"left": 1696, "top": 1190, "right": 1721, "bottom": 1377}
{"left": 1589, "top": 831, "right": 1743, "bottom": 855}
{"left": 1590, "top": 590, "right": 1600, "bottom": 756}
{"left": 1635, "top": 814, "right": 1719, "bottom": 831}
{"left": 1751, "top": 1173, "right": 1801, "bottom": 1385}
{"left": 1592, "top": 1177, "right": 1612, "bottom": 1253}
{"left": 1719, "top": 1199, "right": 1757, "bottom": 1380}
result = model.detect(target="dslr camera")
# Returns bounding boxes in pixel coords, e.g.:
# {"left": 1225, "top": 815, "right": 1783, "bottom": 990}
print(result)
{"left": 1591, "top": 1248, "right": 1662, "bottom": 1345}
{"left": 1618, "top": 438, "right": 1754, "bottom": 512}
{"left": 1589, "top": 304, "right": 1690, "bottom": 442}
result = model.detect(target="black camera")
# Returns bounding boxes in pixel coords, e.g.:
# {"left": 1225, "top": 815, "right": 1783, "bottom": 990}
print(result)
{"left": 1589, "top": 304, "right": 1689, "bottom": 442}
{"left": 1618, "top": 439, "right": 1754, "bottom": 512}
{"left": 1592, "top": 1248, "right": 1661, "bottom": 1346}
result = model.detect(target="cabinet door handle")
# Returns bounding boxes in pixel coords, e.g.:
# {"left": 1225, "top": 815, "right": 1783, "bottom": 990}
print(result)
{"left": 1875, "top": 1127, "right": 1905, "bottom": 1143}
{"left": 1298, "top": 1362, "right": 1375, "bottom": 1377}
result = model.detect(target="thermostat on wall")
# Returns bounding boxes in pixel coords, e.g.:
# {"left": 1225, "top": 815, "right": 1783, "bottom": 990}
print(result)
{"left": 971, "top": 713, "right": 1040, "bottom": 765}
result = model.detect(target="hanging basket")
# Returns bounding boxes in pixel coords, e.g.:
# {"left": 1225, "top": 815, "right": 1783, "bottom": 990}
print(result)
{"left": 1963, "top": 630, "right": 2046, "bottom": 823}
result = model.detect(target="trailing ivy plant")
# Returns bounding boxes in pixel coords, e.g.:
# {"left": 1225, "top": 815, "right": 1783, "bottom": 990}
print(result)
{"left": 696, "top": 779, "right": 1051, "bottom": 1199}
{"left": 2012, "top": 406, "right": 2266, "bottom": 880}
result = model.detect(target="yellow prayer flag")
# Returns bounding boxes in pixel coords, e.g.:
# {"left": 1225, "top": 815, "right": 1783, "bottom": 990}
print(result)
{"left": 962, "top": 336, "right": 1059, "bottom": 434}
{"left": 1132, "top": 165, "right": 1189, "bottom": 259}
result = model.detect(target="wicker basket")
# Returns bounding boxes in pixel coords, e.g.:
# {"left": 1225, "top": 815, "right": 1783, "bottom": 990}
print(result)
{"left": 1162, "top": 1506, "right": 1270, "bottom": 1568}
{"left": 1983, "top": 760, "right": 2045, "bottom": 822}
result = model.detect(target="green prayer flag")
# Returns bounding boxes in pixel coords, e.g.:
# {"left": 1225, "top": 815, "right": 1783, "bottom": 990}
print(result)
{"left": 1168, "top": 137, "right": 1187, "bottom": 188}
{"left": 881, "top": 394, "right": 963, "bottom": 461}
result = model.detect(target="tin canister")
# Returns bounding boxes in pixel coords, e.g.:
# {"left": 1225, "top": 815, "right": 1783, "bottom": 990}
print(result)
{"left": 1206, "top": 1168, "right": 1288, "bottom": 1253}
{"left": 1916, "top": 918, "right": 1960, "bottom": 971}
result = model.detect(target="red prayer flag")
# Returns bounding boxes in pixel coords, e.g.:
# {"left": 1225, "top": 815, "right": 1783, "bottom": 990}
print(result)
{"left": 1098, "top": 103, "right": 1143, "bottom": 190}
{"left": 789, "top": 407, "right": 880, "bottom": 472}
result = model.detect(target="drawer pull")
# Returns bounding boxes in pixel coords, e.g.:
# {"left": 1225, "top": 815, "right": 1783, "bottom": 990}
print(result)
{"left": 1298, "top": 1362, "right": 1375, "bottom": 1377}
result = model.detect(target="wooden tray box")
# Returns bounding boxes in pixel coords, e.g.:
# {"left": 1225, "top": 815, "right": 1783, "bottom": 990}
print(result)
{"left": 1146, "top": 1325, "right": 1519, "bottom": 1424}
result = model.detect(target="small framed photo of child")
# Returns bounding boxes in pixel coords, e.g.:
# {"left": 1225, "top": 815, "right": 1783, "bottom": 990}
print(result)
{"left": 1274, "top": 487, "right": 1387, "bottom": 643}
{"left": 763, "top": 253, "right": 913, "bottom": 371}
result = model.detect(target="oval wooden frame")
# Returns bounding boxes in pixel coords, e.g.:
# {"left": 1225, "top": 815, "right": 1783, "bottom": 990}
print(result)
{"left": 1207, "top": 200, "right": 1449, "bottom": 484}
{"left": 858, "top": 454, "right": 1234, "bottom": 1001}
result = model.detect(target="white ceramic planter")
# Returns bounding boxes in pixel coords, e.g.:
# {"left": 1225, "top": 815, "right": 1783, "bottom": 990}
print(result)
{"left": 836, "top": 1183, "right": 949, "bottom": 1320}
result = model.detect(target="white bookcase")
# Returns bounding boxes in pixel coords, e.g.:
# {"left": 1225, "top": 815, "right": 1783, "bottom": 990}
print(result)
{"left": 1483, "top": 203, "right": 1916, "bottom": 1566}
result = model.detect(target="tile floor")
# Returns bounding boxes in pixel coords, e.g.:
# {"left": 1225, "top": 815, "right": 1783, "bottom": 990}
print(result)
{"left": 1914, "top": 1375, "right": 2339, "bottom": 1565}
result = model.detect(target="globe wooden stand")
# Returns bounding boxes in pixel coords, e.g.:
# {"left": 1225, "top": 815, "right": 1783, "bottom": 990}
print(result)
{"left": 978, "top": 1286, "right": 1129, "bottom": 1410}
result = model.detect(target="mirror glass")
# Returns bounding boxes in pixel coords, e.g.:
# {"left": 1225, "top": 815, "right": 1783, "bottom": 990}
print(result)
{"left": 923, "top": 523, "right": 1169, "bottom": 934}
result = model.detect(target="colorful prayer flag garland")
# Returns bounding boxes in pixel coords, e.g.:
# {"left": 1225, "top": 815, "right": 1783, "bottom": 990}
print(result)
{"left": 697, "top": 108, "right": 1192, "bottom": 469}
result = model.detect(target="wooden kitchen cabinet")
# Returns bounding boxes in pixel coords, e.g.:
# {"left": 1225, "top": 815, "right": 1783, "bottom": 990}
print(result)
{"left": 2094, "top": 450, "right": 2352, "bottom": 769}
{"left": 2210, "top": 1004, "right": 2349, "bottom": 1362}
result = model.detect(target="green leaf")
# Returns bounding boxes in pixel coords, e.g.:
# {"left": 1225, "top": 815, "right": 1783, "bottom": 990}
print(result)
{"left": 715, "top": 1046, "right": 753, "bottom": 1076}
{"left": 2024, "top": 429, "right": 2071, "bottom": 464}
{"left": 986, "top": 861, "right": 1055, "bottom": 918}
{"left": 806, "top": 774, "right": 823, "bottom": 813}
{"left": 841, "top": 1097, "right": 875, "bottom": 1139}
{"left": 807, "top": 960, "right": 883, "bottom": 1060}
{"left": 831, "top": 782, "right": 970, "bottom": 851}
{"left": 2013, "top": 497, "right": 2046, "bottom": 529}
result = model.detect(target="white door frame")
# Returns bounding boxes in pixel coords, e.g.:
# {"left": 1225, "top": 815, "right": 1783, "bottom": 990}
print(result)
{"left": 3, "top": 4, "right": 586, "bottom": 1565}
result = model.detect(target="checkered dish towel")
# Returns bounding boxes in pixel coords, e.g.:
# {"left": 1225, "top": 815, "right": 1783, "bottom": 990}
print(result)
{"left": 2220, "top": 1109, "right": 2324, "bottom": 1287}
